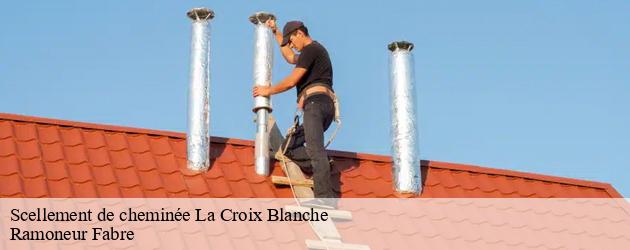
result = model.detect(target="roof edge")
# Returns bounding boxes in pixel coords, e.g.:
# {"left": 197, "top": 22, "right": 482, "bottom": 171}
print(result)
{"left": 426, "top": 160, "right": 620, "bottom": 197}
{"left": 0, "top": 113, "right": 255, "bottom": 146}
{"left": 2, "top": 112, "right": 620, "bottom": 197}
{"left": 600, "top": 183, "right": 624, "bottom": 198}
{"left": 1, "top": 112, "right": 185, "bottom": 137}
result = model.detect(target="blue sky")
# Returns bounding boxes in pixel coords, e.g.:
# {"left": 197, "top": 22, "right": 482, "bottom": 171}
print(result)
{"left": 2, "top": 1, "right": 629, "bottom": 196}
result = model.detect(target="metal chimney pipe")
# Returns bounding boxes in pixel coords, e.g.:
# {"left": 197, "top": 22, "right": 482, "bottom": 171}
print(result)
{"left": 388, "top": 41, "right": 421, "bottom": 195}
{"left": 186, "top": 8, "right": 214, "bottom": 172}
{"left": 249, "top": 12, "right": 275, "bottom": 176}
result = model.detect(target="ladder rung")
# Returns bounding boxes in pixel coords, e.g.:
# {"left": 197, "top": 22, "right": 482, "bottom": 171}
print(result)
{"left": 272, "top": 176, "right": 314, "bottom": 187}
{"left": 284, "top": 205, "right": 352, "bottom": 220}
{"left": 305, "top": 240, "right": 371, "bottom": 250}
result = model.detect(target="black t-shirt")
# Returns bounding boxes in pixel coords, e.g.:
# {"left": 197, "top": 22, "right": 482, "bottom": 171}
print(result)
{"left": 295, "top": 41, "right": 333, "bottom": 98}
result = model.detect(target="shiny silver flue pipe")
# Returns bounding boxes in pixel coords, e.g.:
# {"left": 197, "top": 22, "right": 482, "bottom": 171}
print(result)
{"left": 186, "top": 8, "right": 214, "bottom": 172}
{"left": 388, "top": 41, "right": 421, "bottom": 194}
{"left": 249, "top": 12, "right": 276, "bottom": 176}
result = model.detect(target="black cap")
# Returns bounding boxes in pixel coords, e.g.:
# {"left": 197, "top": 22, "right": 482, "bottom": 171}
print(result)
{"left": 281, "top": 21, "right": 305, "bottom": 46}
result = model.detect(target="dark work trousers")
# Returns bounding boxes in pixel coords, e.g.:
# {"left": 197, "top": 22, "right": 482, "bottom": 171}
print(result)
{"left": 281, "top": 94, "right": 340, "bottom": 198}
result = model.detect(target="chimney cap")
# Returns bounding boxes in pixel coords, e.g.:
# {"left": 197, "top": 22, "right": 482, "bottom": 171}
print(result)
{"left": 187, "top": 8, "right": 215, "bottom": 21}
{"left": 388, "top": 41, "right": 414, "bottom": 52}
{"left": 249, "top": 12, "right": 276, "bottom": 25}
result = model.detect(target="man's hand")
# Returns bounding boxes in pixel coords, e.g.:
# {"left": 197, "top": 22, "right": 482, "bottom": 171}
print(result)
{"left": 253, "top": 85, "right": 272, "bottom": 97}
{"left": 265, "top": 19, "right": 277, "bottom": 33}
{"left": 253, "top": 68, "right": 305, "bottom": 97}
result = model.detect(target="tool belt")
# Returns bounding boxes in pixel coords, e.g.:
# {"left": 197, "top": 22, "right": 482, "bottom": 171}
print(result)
{"left": 297, "top": 84, "right": 334, "bottom": 107}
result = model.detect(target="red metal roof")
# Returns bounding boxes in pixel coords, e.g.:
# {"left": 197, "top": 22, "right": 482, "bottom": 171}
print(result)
{"left": 0, "top": 113, "right": 622, "bottom": 198}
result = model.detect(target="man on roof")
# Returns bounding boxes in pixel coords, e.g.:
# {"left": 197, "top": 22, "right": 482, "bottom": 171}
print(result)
{"left": 253, "top": 20, "right": 340, "bottom": 202}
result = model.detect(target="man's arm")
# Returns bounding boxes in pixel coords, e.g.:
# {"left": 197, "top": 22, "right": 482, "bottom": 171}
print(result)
{"left": 274, "top": 31, "right": 298, "bottom": 64}
{"left": 253, "top": 68, "right": 306, "bottom": 97}
{"left": 267, "top": 20, "right": 298, "bottom": 64}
